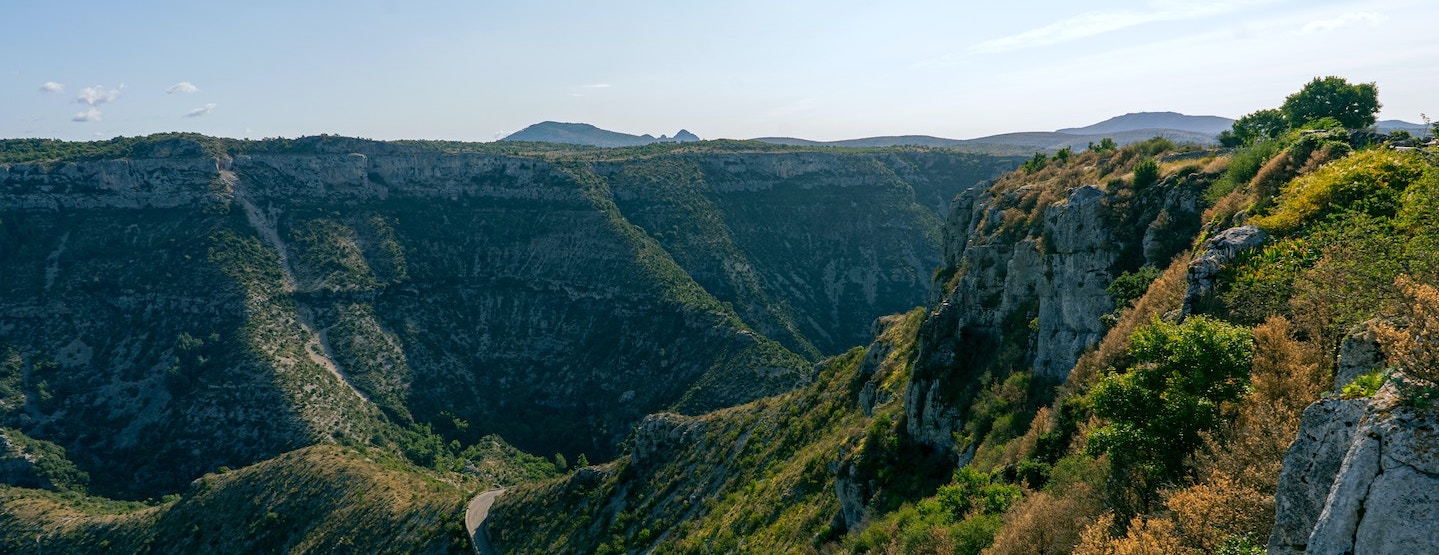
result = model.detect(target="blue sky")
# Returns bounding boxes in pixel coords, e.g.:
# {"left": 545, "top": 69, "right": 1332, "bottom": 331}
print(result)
{"left": 4, "top": 0, "right": 1436, "bottom": 142}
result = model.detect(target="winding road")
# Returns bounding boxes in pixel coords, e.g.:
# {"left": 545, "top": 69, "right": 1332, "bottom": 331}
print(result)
{"left": 465, "top": 488, "right": 505, "bottom": 555}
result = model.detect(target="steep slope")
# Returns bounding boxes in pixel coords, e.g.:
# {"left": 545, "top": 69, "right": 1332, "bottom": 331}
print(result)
{"left": 487, "top": 309, "right": 928, "bottom": 554}
{"left": 485, "top": 140, "right": 1223, "bottom": 552}
{"left": 0, "top": 135, "right": 1011, "bottom": 502}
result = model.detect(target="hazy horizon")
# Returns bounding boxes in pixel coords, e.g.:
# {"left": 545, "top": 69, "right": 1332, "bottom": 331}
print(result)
{"left": 5, "top": 0, "right": 1436, "bottom": 143}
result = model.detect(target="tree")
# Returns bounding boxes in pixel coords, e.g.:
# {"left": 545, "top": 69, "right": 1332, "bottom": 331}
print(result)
{"left": 1281, "top": 76, "right": 1380, "bottom": 130}
{"left": 1088, "top": 137, "right": 1117, "bottom": 153}
{"left": 1021, "top": 152, "right": 1047, "bottom": 173}
{"left": 1219, "top": 108, "right": 1288, "bottom": 147}
{"left": 1086, "top": 317, "right": 1254, "bottom": 502}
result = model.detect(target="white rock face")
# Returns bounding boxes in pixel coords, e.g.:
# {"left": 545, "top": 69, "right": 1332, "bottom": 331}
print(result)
{"left": 1270, "top": 379, "right": 1439, "bottom": 554}
{"left": 905, "top": 174, "right": 1205, "bottom": 451}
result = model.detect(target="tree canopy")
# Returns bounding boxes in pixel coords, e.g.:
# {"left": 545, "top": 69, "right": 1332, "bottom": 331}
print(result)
{"left": 1281, "top": 76, "right": 1380, "bottom": 130}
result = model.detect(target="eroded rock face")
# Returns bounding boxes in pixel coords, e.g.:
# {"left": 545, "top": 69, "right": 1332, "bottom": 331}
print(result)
{"left": 1268, "top": 398, "right": 1368, "bottom": 554}
{"left": 1270, "top": 379, "right": 1439, "bottom": 555}
{"left": 1182, "top": 225, "right": 1269, "bottom": 318}
{"left": 632, "top": 413, "right": 706, "bottom": 468}
{"left": 904, "top": 174, "right": 1205, "bottom": 451}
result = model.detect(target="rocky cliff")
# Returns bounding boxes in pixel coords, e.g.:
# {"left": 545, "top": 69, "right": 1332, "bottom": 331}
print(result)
{"left": 0, "top": 135, "right": 1012, "bottom": 498}
{"left": 1270, "top": 327, "right": 1439, "bottom": 555}
{"left": 905, "top": 155, "right": 1208, "bottom": 451}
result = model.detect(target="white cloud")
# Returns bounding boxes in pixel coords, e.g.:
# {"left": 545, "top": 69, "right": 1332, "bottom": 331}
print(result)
{"left": 1299, "top": 12, "right": 1385, "bottom": 34}
{"left": 76, "top": 84, "right": 124, "bottom": 106}
{"left": 39, "top": 81, "right": 64, "bottom": 93}
{"left": 184, "top": 103, "right": 217, "bottom": 117}
{"left": 582, "top": 83, "right": 612, "bottom": 89}
{"left": 969, "top": 1, "right": 1247, "bottom": 54}
{"left": 167, "top": 81, "right": 199, "bottom": 94}
{"left": 72, "top": 107, "right": 102, "bottom": 122}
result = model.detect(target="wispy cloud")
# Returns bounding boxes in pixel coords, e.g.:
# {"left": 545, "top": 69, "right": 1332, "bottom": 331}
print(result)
{"left": 76, "top": 84, "right": 124, "bottom": 106}
{"left": 1299, "top": 12, "right": 1385, "bottom": 34}
{"left": 582, "top": 83, "right": 612, "bottom": 89}
{"left": 166, "top": 81, "right": 200, "bottom": 94}
{"left": 72, "top": 108, "right": 102, "bottom": 122}
{"left": 39, "top": 81, "right": 65, "bottom": 93}
{"left": 184, "top": 103, "right": 217, "bottom": 117}
{"left": 969, "top": 2, "right": 1244, "bottom": 54}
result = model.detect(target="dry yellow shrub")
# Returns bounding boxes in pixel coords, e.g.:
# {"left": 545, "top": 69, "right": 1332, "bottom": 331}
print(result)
{"left": 1073, "top": 514, "right": 1193, "bottom": 555}
{"left": 1249, "top": 316, "right": 1328, "bottom": 417}
{"left": 1376, "top": 275, "right": 1439, "bottom": 383}
{"left": 984, "top": 483, "right": 1103, "bottom": 555}
{"left": 1165, "top": 472, "right": 1273, "bottom": 551}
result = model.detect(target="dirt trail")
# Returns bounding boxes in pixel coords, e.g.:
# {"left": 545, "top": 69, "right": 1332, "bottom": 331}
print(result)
{"left": 230, "top": 173, "right": 370, "bottom": 403}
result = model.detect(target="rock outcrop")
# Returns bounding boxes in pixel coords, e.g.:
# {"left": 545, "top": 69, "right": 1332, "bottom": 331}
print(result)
{"left": 1270, "top": 379, "right": 1439, "bottom": 554}
{"left": 904, "top": 170, "right": 1206, "bottom": 451}
{"left": 632, "top": 413, "right": 706, "bottom": 468}
{"left": 1335, "top": 320, "right": 1385, "bottom": 393}
{"left": 1181, "top": 225, "right": 1269, "bottom": 318}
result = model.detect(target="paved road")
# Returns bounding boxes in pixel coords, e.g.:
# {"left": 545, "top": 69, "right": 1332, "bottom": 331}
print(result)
{"left": 465, "top": 488, "right": 505, "bottom": 555}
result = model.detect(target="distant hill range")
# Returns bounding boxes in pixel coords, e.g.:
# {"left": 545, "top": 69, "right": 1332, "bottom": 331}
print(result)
{"left": 1056, "top": 111, "right": 1234, "bottom": 135}
{"left": 502, "top": 121, "right": 700, "bottom": 147}
{"left": 756, "top": 111, "right": 1232, "bottom": 153}
{"left": 504, "top": 113, "right": 1430, "bottom": 153}
{"left": 1376, "top": 119, "right": 1432, "bottom": 135}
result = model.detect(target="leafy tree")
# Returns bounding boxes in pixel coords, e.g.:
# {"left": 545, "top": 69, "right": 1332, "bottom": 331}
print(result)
{"left": 1219, "top": 109, "right": 1288, "bottom": 147}
{"left": 1052, "top": 147, "right": 1072, "bottom": 165}
{"left": 1281, "top": 76, "right": 1380, "bottom": 130}
{"left": 1086, "top": 317, "right": 1253, "bottom": 502}
{"left": 1088, "top": 137, "right": 1117, "bottom": 153}
{"left": 1021, "top": 152, "right": 1047, "bottom": 173}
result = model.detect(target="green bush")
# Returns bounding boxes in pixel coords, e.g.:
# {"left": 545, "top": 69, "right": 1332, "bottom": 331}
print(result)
{"left": 1132, "top": 158, "right": 1160, "bottom": 188}
{"left": 1341, "top": 370, "right": 1388, "bottom": 398}
{"left": 1086, "top": 317, "right": 1254, "bottom": 498}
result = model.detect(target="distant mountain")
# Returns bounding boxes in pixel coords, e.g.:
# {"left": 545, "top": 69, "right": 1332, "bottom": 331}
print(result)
{"left": 502, "top": 121, "right": 701, "bottom": 147}
{"left": 1056, "top": 111, "right": 1234, "bottom": 135}
{"left": 753, "top": 127, "right": 1220, "bottom": 154}
{"left": 1376, "top": 119, "right": 1431, "bottom": 135}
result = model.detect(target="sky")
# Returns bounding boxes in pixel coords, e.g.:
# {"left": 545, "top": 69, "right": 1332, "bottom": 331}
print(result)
{"left": 4, "top": 0, "right": 1437, "bottom": 142}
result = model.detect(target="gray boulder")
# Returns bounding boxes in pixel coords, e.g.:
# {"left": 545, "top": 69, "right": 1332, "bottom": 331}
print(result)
{"left": 1182, "top": 226, "right": 1269, "bottom": 318}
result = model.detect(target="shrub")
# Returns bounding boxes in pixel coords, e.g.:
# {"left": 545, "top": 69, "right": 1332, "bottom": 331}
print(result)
{"left": 1253, "top": 148, "right": 1425, "bottom": 235}
{"left": 1132, "top": 158, "right": 1160, "bottom": 189}
{"left": 1340, "top": 369, "right": 1388, "bottom": 398}
{"left": 1376, "top": 275, "right": 1439, "bottom": 384}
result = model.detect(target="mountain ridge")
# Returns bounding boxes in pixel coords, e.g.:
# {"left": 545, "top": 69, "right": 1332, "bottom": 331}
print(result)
{"left": 501, "top": 121, "right": 701, "bottom": 147}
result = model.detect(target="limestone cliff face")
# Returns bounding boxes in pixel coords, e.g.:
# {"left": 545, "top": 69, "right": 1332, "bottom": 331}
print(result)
{"left": 906, "top": 169, "right": 1206, "bottom": 451}
{"left": 0, "top": 136, "right": 1006, "bottom": 497}
{"left": 1269, "top": 379, "right": 1439, "bottom": 554}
